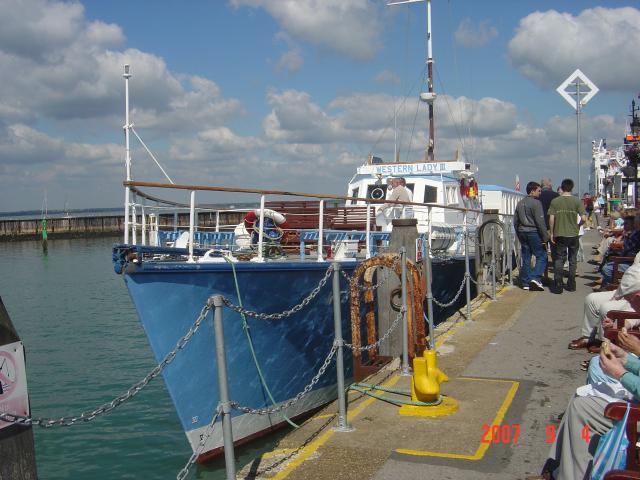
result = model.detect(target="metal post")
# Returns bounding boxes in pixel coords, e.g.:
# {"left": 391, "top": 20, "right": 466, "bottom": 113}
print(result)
{"left": 400, "top": 247, "right": 411, "bottom": 376}
{"left": 425, "top": 208, "right": 435, "bottom": 350}
{"left": 365, "top": 203, "right": 371, "bottom": 259}
{"left": 173, "top": 211, "right": 178, "bottom": 232}
{"left": 212, "top": 295, "right": 237, "bottom": 480}
{"left": 577, "top": 81, "right": 582, "bottom": 198}
{"left": 215, "top": 211, "right": 220, "bottom": 232}
{"left": 491, "top": 225, "right": 497, "bottom": 301}
{"left": 255, "top": 195, "right": 265, "bottom": 263}
{"left": 188, "top": 191, "right": 195, "bottom": 262}
{"left": 464, "top": 212, "right": 472, "bottom": 320}
{"left": 332, "top": 263, "right": 353, "bottom": 432}
{"left": 317, "top": 200, "right": 324, "bottom": 262}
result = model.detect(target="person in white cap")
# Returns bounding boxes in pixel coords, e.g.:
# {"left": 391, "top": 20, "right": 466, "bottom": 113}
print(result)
{"left": 568, "top": 251, "right": 640, "bottom": 351}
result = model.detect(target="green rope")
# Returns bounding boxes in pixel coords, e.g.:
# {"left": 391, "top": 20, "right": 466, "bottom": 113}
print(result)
{"left": 351, "top": 383, "right": 411, "bottom": 396}
{"left": 348, "top": 385, "right": 443, "bottom": 407}
{"left": 225, "top": 256, "right": 299, "bottom": 428}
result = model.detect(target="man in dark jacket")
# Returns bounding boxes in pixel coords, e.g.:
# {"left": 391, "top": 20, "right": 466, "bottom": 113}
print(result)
{"left": 539, "top": 177, "right": 559, "bottom": 230}
{"left": 514, "top": 181, "right": 549, "bottom": 291}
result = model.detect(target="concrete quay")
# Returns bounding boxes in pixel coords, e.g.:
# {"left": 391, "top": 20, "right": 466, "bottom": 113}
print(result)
{"left": 236, "top": 230, "right": 601, "bottom": 480}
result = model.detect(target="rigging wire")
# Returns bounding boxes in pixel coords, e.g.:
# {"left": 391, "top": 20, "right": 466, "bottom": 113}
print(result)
{"left": 434, "top": 64, "right": 469, "bottom": 161}
{"left": 405, "top": 93, "right": 423, "bottom": 162}
{"left": 367, "top": 65, "right": 427, "bottom": 159}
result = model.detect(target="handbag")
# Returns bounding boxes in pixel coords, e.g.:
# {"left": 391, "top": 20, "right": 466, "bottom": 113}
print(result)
{"left": 591, "top": 402, "right": 631, "bottom": 480}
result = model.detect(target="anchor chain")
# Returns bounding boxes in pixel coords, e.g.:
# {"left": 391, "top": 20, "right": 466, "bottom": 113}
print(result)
{"left": 176, "top": 405, "right": 223, "bottom": 480}
{"left": 432, "top": 273, "right": 469, "bottom": 308}
{"left": 343, "top": 309, "right": 403, "bottom": 352}
{"left": 0, "top": 298, "right": 215, "bottom": 427}
{"left": 231, "top": 343, "right": 337, "bottom": 415}
{"left": 222, "top": 265, "right": 333, "bottom": 320}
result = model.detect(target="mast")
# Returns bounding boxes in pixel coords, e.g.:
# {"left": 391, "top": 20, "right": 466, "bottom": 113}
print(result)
{"left": 388, "top": 0, "right": 436, "bottom": 161}
{"left": 123, "top": 64, "right": 132, "bottom": 244}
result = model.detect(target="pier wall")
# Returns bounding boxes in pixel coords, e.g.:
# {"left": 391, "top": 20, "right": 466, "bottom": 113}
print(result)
{"left": 0, "top": 212, "right": 247, "bottom": 241}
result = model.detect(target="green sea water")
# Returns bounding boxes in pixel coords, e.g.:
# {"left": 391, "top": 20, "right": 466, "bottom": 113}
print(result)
{"left": 0, "top": 237, "right": 282, "bottom": 479}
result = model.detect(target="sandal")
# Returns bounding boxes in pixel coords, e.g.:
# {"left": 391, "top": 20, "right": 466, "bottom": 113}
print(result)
{"left": 568, "top": 336, "right": 589, "bottom": 349}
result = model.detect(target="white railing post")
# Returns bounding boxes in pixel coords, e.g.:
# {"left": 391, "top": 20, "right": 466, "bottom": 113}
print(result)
{"left": 141, "top": 202, "right": 147, "bottom": 245}
{"left": 131, "top": 192, "right": 137, "bottom": 245}
{"left": 253, "top": 195, "right": 266, "bottom": 263}
{"left": 215, "top": 211, "right": 220, "bottom": 232}
{"left": 188, "top": 191, "right": 196, "bottom": 262}
{"left": 317, "top": 200, "right": 324, "bottom": 262}
{"left": 365, "top": 202, "right": 371, "bottom": 259}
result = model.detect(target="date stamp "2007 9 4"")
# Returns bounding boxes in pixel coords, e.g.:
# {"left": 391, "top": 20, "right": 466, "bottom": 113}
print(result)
{"left": 480, "top": 424, "right": 591, "bottom": 445}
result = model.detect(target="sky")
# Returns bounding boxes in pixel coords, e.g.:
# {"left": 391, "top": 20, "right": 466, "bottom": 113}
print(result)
{"left": 1, "top": 0, "right": 640, "bottom": 211}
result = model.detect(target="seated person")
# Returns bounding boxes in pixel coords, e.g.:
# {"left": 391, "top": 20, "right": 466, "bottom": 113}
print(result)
{"left": 601, "top": 213, "right": 640, "bottom": 286}
{"left": 569, "top": 252, "right": 640, "bottom": 350}
{"left": 532, "top": 339, "right": 640, "bottom": 480}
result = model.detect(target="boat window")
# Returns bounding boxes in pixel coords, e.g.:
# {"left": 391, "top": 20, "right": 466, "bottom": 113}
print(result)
{"left": 424, "top": 185, "right": 438, "bottom": 203}
{"left": 367, "top": 184, "right": 387, "bottom": 201}
{"left": 350, "top": 187, "right": 359, "bottom": 199}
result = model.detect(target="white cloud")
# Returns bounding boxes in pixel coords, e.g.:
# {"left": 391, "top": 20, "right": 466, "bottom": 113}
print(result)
{"left": 508, "top": 7, "right": 640, "bottom": 90}
{"left": 276, "top": 48, "right": 304, "bottom": 73}
{"left": 454, "top": 18, "right": 498, "bottom": 48}
{"left": 230, "top": 0, "right": 382, "bottom": 60}
{"left": 374, "top": 70, "right": 401, "bottom": 85}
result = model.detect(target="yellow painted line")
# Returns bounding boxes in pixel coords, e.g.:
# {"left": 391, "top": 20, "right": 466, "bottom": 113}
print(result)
{"left": 396, "top": 379, "right": 520, "bottom": 460}
{"left": 435, "top": 322, "right": 464, "bottom": 348}
{"left": 267, "top": 374, "right": 402, "bottom": 480}
{"left": 261, "top": 448, "right": 299, "bottom": 459}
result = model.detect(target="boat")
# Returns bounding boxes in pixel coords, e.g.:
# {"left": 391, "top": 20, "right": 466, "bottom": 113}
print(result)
{"left": 111, "top": 3, "right": 521, "bottom": 462}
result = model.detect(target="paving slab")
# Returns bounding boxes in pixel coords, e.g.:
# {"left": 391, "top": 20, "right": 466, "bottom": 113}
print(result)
{"left": 238, "top": 230, "right": 601, "bottom": 480}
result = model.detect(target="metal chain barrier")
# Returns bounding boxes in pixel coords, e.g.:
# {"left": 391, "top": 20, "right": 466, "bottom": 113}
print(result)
{"left": 340, "top": 269, "right": 383, "bottom": 292}
{"left": 432, "top": 273, "right": 470, "bottom": 308}
{"left": 339, "top": 257, "right": 399, "bottom": 293}
{"left": 230, "top": 343, "right": 338, "bottom": 415}
{"left": 0, "top": 298, "right": 215, "bottom": 427}
{"left": 176, "top": 405, "right": 223, "bottom": 480}
{"left": 343, "top": 309, "right": 403, "bottom": 352}
{"left": 222, "top": 265, "right": 333, "bottom": 320}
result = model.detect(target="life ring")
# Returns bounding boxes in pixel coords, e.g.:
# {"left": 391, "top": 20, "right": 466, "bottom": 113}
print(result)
{"left": 243, "top": 209, "right": 290, "bottom": 239}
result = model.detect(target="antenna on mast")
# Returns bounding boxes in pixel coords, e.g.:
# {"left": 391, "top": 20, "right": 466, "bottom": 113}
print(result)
{"left": 388, "top": 0, "right": 435, "bottom": 161}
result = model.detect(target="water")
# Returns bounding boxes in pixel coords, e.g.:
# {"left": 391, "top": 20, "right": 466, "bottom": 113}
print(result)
{"left": 0, "top": 237, "right": 281, "bottom": 479}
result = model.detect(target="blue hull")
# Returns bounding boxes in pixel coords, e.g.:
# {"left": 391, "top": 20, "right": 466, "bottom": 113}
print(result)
{"left": 113, "top": 246, "right": 475, "bottom": 457}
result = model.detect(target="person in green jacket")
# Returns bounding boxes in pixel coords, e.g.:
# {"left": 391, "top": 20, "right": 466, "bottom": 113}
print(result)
{"left": 548, "top": 179, "right": 587, "bottom": 294}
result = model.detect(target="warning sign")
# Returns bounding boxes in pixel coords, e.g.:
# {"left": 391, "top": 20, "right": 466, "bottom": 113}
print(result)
{"left": 0, "top": 341, "right": 29, "bottom": 429}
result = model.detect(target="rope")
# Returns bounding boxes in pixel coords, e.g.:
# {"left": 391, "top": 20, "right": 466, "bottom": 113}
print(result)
{"left": 348, "top": 383, "right": 443, "bottom": 407}
{"left": 225, "top": 256, "right": 299, "bottom": 429}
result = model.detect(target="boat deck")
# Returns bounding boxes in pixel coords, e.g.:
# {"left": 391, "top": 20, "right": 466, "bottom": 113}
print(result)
{"left": 234, "top": 230, "right": 600, "bottom": 479}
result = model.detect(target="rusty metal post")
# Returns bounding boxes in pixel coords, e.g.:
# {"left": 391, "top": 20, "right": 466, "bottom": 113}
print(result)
{"left": 0, "top": 297, "right": 37, "bottom": 480}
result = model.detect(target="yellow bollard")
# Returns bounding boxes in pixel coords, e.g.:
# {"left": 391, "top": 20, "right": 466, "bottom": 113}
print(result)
{"left": 399, "top": 350, "right": 459, "bottom": 417}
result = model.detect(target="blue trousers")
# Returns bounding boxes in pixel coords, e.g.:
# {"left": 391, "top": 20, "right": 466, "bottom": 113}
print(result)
{"left": 602, "top": 261, "right": 630, "bottom": 286}
{"left": 518, "top": 230, "right": 546, "bottom": 284}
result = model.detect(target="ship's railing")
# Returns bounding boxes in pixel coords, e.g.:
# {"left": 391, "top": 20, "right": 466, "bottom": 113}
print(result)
{"left": 123, "top": 181, "right": 483, "bottom": 262}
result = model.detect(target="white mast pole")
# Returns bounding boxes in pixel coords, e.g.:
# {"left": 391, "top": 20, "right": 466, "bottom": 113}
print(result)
{"left": 123, "top": 64, "right": 132, "bottom": 244}
{"left": 426, "top": 0, "right": 434, "bottom": 161}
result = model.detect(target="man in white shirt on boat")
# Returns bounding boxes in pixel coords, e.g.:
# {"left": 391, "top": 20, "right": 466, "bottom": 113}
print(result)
{"left": 376, "top": 177, "right": 413, "bottom": 230}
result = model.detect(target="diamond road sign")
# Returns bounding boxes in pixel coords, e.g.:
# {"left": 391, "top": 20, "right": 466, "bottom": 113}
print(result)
{"left": 556, "top": 69, "right": 599, "bottom": 110}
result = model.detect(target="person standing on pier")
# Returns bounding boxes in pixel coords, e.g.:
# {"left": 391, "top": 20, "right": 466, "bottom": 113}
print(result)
{"left": 549, "top": 179, "right": 587, "bottom": 294}
{"left": 514, "top": 181, "right": 548, "bottom": 291}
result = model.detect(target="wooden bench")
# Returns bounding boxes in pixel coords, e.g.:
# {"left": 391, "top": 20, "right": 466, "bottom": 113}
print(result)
{"left": 603, "top": 402, "right": 640, "bottom": 479}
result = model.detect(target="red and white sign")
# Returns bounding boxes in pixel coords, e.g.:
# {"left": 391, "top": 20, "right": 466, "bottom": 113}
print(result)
{"left": 416, "top": 237, "right": 424, "bottom": 262}
{"left": 0, "top": 341, "right": 29, "bottom": 430}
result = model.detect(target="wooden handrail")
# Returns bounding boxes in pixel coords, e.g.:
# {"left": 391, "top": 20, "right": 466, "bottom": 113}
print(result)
{"left": 124, "top": 180, "right": 485, "bottom": 214}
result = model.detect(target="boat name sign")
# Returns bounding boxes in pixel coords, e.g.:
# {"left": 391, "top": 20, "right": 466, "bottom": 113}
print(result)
{"left": 358, "top": 161, "right": 470, "bottom": 176}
